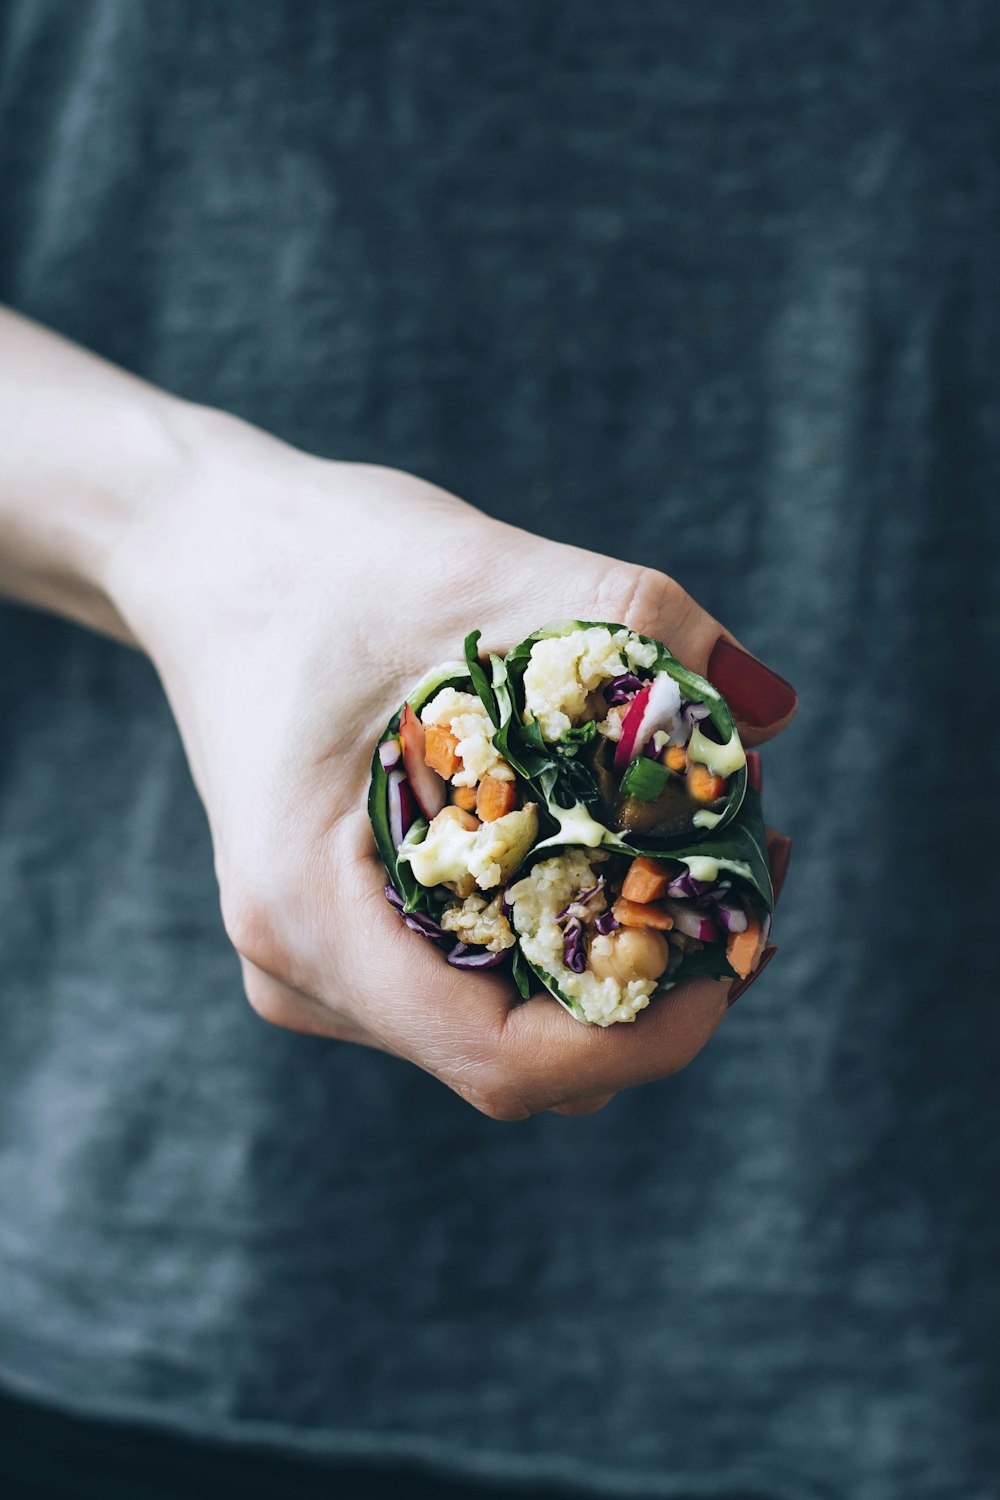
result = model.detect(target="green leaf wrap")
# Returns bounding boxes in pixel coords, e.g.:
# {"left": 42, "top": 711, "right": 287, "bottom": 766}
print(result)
{"left": 509, "top": 787, "right": 772, "bottom": 1016}
{"left": 367, "top": 658, "right": 470, "bottom": 921}
{"left": 495, "top": 619, "right": 748, "bottom": 852}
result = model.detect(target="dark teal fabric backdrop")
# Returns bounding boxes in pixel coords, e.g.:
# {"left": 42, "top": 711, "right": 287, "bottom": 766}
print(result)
{"left": 1, "top": 3, "right": 998, "bottom": 1496}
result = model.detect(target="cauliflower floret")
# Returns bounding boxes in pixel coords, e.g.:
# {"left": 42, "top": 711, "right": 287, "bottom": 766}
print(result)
{"left": 421, "top": 687, "right": 514, "bottom": 788}
{"left": 596, "top": 702, "right": 629, "bottom": 743}
{"left": 522, "top": 627, "right": 657, "bottom": 742}
{"left": 400, "top": 804, "right": 539, "bottom": 894}
{"left": 440, "top": 892, "right": 515, "bottom": 953}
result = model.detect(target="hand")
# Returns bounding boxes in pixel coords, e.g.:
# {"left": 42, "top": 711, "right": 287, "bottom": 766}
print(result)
{"left": 110, "top": 410, "right": 796, "bottom": 1119}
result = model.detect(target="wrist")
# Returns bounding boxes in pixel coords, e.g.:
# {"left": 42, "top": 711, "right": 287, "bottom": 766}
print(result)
{"left": 105, "top": 398, "right": 324, "bottom": 665}
{"left": 0, "top": 309, "right": 211, "bottom": 645}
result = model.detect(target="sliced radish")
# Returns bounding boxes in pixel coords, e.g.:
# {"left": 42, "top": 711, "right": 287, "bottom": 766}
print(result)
{"left": 387, "top": 770, "right": 419, "bottom": 848}
{"left": 613, "top": 684, "right": 651, "bottom": 772}
{"left": 663, "top": 898, "right": 719, "bottom": 943}
{"left": 399, "top": 704, "right": 447, "bottom": 819}
{"left": 612, "top": 673, "right": 682, "bottom": 773}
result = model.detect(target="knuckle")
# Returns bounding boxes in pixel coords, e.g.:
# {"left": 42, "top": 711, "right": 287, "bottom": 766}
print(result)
{"left": 596, "top": 562, "right": 685, "bottom": 637}
{"left": 473, "top": 1091, "right": 534, "bottom": 1123}
{"left": 449, "top": 1067, "right": 535, "bottom": 1122}
{"left": 221, "top": 886, "right": 289, "bottom": 977}
{"left": 240, "top": 962, "right": 320, "bottom": 1038}
{"left": 240, "top": 964, "right": 286, "bottom": 1028}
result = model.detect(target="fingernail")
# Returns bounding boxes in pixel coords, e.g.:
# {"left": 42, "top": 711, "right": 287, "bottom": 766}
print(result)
{"left": 708, "top": 639, "right": 798, "bottom": 728}
{"left": 767, "top": 835, "right": 792, "bottom": 904}
{"left": 746, "top": 750, "right": 763, "bottom": 793}
{"left": 728, "top": 944, "right": 778, "bottom": 1007}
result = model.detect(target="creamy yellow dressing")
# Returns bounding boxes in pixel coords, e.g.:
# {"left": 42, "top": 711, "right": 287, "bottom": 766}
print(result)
{"left": 399, "top": 817, "right": 479, "bottom": 887}
{"left": 533, "top": 800, "right": 610, "bottom": 851}
{"left": 687, "top": 722, "right": 747, "bottom": 777}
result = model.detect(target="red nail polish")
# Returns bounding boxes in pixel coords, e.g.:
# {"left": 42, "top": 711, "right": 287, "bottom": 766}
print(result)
{"left": 746, "top": 750, "right": 763, "bottom": 793}
{"left": 728, "top": 944, "right": 778, "bottom": 1007}
{"left": 767, "top": 835, "right": 792, "bottom": 904}
{"left": 708, "top": 639, "right": 798, "bottom": 729}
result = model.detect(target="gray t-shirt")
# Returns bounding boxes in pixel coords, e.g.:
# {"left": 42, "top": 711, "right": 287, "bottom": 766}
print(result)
{"left": 1, "top": 3, "right": 998, "bottom": 1496}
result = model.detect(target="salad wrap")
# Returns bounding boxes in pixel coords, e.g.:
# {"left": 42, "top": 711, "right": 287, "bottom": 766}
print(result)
{"left": 370, "top": 628, "right": 777, "bottom": 1021}
{"left": 369, "top": 642, "right": 539, "bottom": 970}
{"left": 488, "top": 620, "right": 748, "bottom": 854}
{"left": 505, "top": 786, "right": 774, "bottom": 1026}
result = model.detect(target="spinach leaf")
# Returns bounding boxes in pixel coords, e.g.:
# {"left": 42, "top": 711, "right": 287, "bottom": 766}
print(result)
{"left": 555, "top": 721, "right": 597, "bottom": 753}
{"left": 463, "top": 629, "right": 500, "bottom": 729}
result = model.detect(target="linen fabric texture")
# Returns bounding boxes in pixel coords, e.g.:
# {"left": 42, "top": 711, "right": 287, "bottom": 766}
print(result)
{"left": 1, "top": 4, "right": 998, "bottom": 1497}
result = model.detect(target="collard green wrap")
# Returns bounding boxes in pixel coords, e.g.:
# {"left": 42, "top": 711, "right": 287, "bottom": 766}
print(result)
{"left": 369, "top": 650, "right": 538, "bottom": 970}
{"left": 507, "top": 787, "right": 774, "bottom": 1019}
{"left": 368, "top": 656, "right": 469, "bottom": 916}
{"left": 484, "top": 619, "right": 748, "bottom": 855}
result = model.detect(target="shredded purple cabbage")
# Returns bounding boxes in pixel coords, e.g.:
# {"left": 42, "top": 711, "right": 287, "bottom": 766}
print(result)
{"left": 665, "top": 871, "right": 713, "bottom": 901}
{"left": 562, "top": 916, "right": 588, "bottom": 974}
{"left": 447, "top": 942, "right": 507, "bottom": 970}
{"left": 604, "top": 673, "right": 645, "bottom": 705}
{"left": 556, "top": 876, "right": 606, "bottom": 922}
{"left": 383, "top": 883, "right": 446, "bottom": 941}
{"left": 594, "top": 909, "right": 620, "bottom": 936}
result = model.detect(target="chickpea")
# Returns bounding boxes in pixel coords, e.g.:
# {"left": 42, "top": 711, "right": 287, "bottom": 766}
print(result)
{"left": 430, "top": 805, "right": 480, "bottom": 833}
{"left": 589, "top": 926, "right": 671, "bottom": 985}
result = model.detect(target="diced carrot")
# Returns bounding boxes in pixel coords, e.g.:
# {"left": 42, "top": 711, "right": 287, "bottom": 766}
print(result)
{"left": 476, "top": 775, "right": 518, "bottom": 822}
{"left": 424, "top": 724, "right": 461, "bottom": 778}
{"left": 451, "top": 785, "right": 478, "bottom": 812}
{"left": 726, "top": 911, "right": 764, "bottom": 979}
{"left": 687, "top": 763, "right": 726, "bottom": 802}
{"left": 621, "top": 856, "right": 673, "bottom": 904}
{"left": 663, "top": 745, "right": 688, "bottom": 772}
{"left": 612, "top": 897, "right": 674, "bottom": 931}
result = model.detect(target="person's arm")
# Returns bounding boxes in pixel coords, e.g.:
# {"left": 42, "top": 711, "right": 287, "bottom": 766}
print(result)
{"left": 0, "top": 306, "right": 202, "bottom": 642}
{"left": 0, "top": 307, "right": 795, "bottom": 1118}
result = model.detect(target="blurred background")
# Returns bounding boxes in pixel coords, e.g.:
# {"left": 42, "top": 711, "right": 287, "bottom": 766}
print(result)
{"left": 1, "top": 2, "right": 998, "bottom": 1496}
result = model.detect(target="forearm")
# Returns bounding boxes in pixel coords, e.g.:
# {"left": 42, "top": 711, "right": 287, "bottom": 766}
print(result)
{"left": 0, "top": 307, "right": 201, "bottom": 644}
